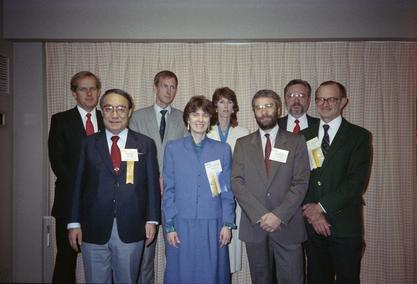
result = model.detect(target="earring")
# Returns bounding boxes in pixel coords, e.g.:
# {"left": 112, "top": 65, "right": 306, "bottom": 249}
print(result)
{"left": 187, "top": 122, "right": 190, "bottom": 131}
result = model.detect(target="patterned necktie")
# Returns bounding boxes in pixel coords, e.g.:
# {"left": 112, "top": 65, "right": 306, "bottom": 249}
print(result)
{"left": 159, "top": 110, "right": 168, "bottom": 142}
{"left": 321, "top": 124, "right": 330, "bottom": 156}
{"left": 111, "top": 136, "right": 121, "bottom": 174}
{"left": 265, "top": 133, "right": 271, "bottom": 176}
{"left": 293, "top": 119, "right": 301, "bottom": 134}
{"left": 85, "top": 113, "right": 94, "bottom": 136}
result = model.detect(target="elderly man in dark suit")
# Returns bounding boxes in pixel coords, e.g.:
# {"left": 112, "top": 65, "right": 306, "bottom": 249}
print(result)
{"left": 48, "top": 71, "right": 104, "bottom": 283}
{"left": 278, "top": 79, "right": 319, "bottom": 133}
{"left": 302, "top": 81, "right": 372, "bottom": 284}
{"left": 68, "top": 89, "right": 161, "bottom": 283}
{"left": 232, "top": 89, "right": 310, "bottom": 284}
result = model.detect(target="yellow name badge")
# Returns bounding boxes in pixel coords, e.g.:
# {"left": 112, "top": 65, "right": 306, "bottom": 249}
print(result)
{"left": 306, "top": 137, "right": 324, "bottom": 170}
{"left": 121, "top": 149, "right": 139, "bottom": 184}
{"left": 204, "top": 159, "right": 223, "bottom": 197}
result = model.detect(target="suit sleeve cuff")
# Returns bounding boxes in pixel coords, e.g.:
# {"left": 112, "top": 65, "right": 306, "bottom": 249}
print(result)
{"left": 67, "top": 222, "right": 81, "bottom": 229}
{"left": 318, "top": 202, "right": 327, "bottom": 213}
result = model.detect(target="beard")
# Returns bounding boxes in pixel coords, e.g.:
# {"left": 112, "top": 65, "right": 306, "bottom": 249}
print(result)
{"left": 255, "top": 112, "right": 279, "bottom": 130}
{"left": 288, "top": 102, "right": 306, "bottom": 117}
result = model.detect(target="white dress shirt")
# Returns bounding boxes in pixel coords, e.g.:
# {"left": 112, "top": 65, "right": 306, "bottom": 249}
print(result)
{"left": 77, "top": 105, "right": 99, "bottom": 133}
{"left": 153, "top": 104, "right": 172, "bottom": 128}
{"left": 259, "top": 124, "right": 279, "bottom": 157}
{"left": 318, "top": 115, "right": 342, "bottom": 145}
{"left": 287, "top": 113, "right": 308, "bottom": 132}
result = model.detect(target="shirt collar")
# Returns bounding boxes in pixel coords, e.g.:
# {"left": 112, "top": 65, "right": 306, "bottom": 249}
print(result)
{"left": 320, "top": 115, "right": 342, "bottom": 130}
{"left": 105, "top": 128, "right": 128, "bottom": 142}
{"left": 77, "top": 105, "right": 97, "bottom": 119}
{"left": 154, "top": 103, "right": 172, "bottom": 115}
{"left": 259, "top": 123, "right": 279, "bottom": 139}
{"left": 288, "top": 113, "right": 307, "bottom": 124}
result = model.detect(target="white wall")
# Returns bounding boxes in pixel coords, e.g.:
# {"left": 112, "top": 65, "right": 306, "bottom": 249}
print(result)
{"left": 4, "top": 0, "right": 417, "bottom": 40}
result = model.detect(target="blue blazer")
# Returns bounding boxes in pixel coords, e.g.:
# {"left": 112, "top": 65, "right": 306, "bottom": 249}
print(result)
{"left": 162, "top": 136, "right": 235, "bottom": 225}
{"left": 69, "top": 129, "right": 161, "bottom": 244}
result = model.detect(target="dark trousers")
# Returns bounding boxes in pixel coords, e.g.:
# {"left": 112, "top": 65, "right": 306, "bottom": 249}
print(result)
{"left": 304, "top": 233, "right": 364, "bottom": 284}
{"left": 52, "top": 218, "right": 78, "bottom": 283}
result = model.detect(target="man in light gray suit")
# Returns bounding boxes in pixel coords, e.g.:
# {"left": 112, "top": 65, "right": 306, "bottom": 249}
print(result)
{"left": 129, "top": 70, "right": 187, "bottom": 284}
{"left": 232, "top": 89, "right": 310, "bottom": 284}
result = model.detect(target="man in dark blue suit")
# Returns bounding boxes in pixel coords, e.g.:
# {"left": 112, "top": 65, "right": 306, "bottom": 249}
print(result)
{"left": 278, "top": 79, "right": 319, "bottom": 133}
{"left": 68, "top": 89, "right": 161, "bottom": 283}
{"left": 48, "top": 71, "right": 104, "bottom": 283}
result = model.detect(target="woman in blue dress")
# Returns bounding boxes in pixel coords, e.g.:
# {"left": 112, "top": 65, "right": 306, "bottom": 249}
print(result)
{"left": 162, "top": 96, "right": 235, "bottom": 284}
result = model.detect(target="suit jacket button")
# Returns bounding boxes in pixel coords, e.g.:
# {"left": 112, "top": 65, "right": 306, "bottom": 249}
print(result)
{"left": 317, "top": 181, "right": 321, "bottom": 186}
{"left": 267, "top": 192, "right": 271, "bottom": 197}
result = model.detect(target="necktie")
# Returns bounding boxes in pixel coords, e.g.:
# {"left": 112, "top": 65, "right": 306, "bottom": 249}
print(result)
{"left": 293, "top": 119, "right": 301, "bottom": 134}
{"left": 321, "top": 124, "right": 330, "bottom": 156}
{"left": 159, "top": 110, "right": 168, "bottom": 142}
{"left": 265, "top": 133, "right": 271, "bottom": 176}
{"left": 85, "top": 113, "right": 94, "bottom": 136}
{"left": 111, "top": 136, "right": 121, "bottom": 175}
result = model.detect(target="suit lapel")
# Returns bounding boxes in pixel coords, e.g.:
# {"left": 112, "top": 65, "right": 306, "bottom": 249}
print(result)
{"left": 306, "top": 115, "right": 319, "bottom": 128}
{"left": 70, "top": 107, "right": 87, "bottom": 138}
{"left": 302, "top": 122, "right": 320, "bottom": 142}
{"left": 145, "top": 108, "right": 162, "bottom": 145}
{"left": 322, "top": 119, "right": 350, "bottom": 168}
{"left": 266, "top": 129, "right": 287, "bottom": 187}
{"left": 164, "top": 109, "right": 178, "bottom": 141}
{"left": 96, "top": 132, "right": 115, "bottom": 175}
{"left": 249, "top": 131, "right": 269, "bottom": 188}
{"left": 96, "top": 110, "right": 105, "bottom": 132}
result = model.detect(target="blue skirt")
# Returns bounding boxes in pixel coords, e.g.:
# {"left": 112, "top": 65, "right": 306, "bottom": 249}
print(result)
{"left": 164, "top": 218, "right": 230, "bottom": 284}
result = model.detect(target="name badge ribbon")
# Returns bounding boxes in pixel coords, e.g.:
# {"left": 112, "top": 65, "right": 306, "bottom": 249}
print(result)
{"left": 204, "top": 159, "right": 224, "bottom": 197}
{"left": 306, "top": 137, "right": 324, "bottom": 170}
{"left": 121, "top": 149, "right": 139, "bottom": 184}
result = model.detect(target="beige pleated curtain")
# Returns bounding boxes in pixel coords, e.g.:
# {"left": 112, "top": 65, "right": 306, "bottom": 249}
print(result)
{"left": 46, "top": 42, "right": 417, "bottom": 284}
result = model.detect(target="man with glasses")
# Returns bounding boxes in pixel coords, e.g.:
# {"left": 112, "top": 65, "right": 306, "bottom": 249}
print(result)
{"left": 129, "top": 70, "right": 186, "bottom": 284}
{"left": 232, "top": 89, "right": 310, "bottom": 284}
{"left": 48, "top": 71, "right": 104, "bottom": 283}
{"left": 302, "top": 81, "right": 372, "bottom": 284}
{"left": 68, "top": 89, "right": 160, "bottom": 283}
{"left": 278, "top": 79, "right": 319, "bottom": 134}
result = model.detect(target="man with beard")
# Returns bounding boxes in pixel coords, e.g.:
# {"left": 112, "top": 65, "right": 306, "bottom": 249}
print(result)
{"left": 278, "top": 79, "right": 319, "bottom": 133}
{"left": 232, "top": 89, "right": 310, "bottom": 284}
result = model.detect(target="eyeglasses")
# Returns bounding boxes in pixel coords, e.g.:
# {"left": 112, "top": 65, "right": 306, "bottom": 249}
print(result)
{"left": 102, "top": 105, "right": 129, "bottom": 116}
{"left": 315, "top": 97, "right": 340, "bottom": 105}
{"left": 76, "top": 87, "right": 98, "bottom": 94}
{"left": 254, "top": 103, "right": 275, "bottom": 111}
{"left": 286, "top": 93, "right": 307, "bottom": 99}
